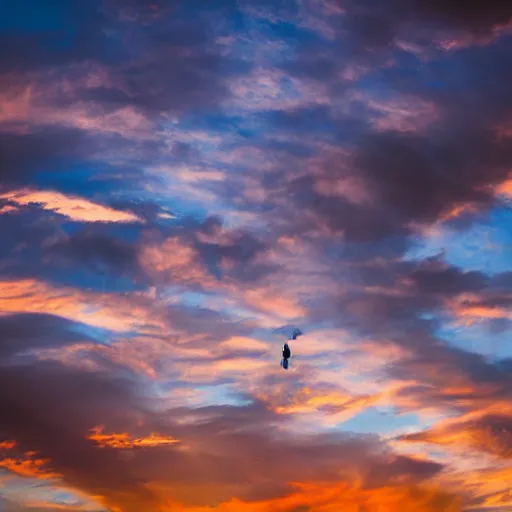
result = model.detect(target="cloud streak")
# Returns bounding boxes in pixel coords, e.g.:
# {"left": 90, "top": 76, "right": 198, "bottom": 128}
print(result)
{"left": 0, "top": 189, "right": 143, "bottom": 224}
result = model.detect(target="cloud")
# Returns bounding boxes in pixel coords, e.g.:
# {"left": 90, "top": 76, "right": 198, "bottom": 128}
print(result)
{"left": 139, "top": 234, "right": 216, "bottom": 288}
{"left": 297, "top": 126, "right": 510, "bottom": 242}
{"left": 1, "top": 0, "right": 512, "bottom": 510}
{"left": 46, "top": 229, "right": 145, "bottom": 284}
{"left": 170, "top": 480, "right": 461, "bottom": 512}
{"left": 408, "top": 258, "right": 489, "bottom": 297}
{"left": 256, "top": 383, "right": 381, "bottom": 426}
{"left": 0, "top": 278, "right": 164, "bottom": 333}
{"left": 415, "top": 0, "right": 512, "bottom": 36}
{"left": 87, "top": 426, "right": 179, "bottom": 449}
{"left": 0, "top": 441, "right": 17, "bottom": 450}
{"left": 0, "top": 127, "right": 90, "bottom": 185}
{"left": 0, "top": 189, "right": 143, "bottom": 224}
{"left": 496, "top": 177, "right": 512, "bottom": 198}
{"left": 0, "top": 346, "right": 453, "bottom": 510}
{"left": 139, "top": 215, "right": 277, "bottom": 291}
{"left": 0, "top": 1, "right": 109, "bottom": 73}
{"left": 0, "top": 313, "right": 102, "bottom": 358}
{"left": 243, "top": 287, "right": 305, "bottom": 320}
{"left": 331, "top": 0, "right": 512, "bottom": 56}
{"left": 0, "top": 454, "right": 61, "bottom": 480}
{"left": 402, "top": 411, "right": 512, "bottom": 459}
{"left": 447, "top": 290, "right": 512, "bottom": 326}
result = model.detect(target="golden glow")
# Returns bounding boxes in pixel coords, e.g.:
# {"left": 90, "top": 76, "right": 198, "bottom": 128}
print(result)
{"left": 167, "top": 481, "right": 462, "bottom": 512}
{"left": 87, "top": 426, "right": 179, "bottom": 449}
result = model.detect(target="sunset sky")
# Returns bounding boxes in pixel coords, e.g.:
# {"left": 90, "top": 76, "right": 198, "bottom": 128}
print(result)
{"left": 1, "top": 1, "right": 512, "bottom": 511}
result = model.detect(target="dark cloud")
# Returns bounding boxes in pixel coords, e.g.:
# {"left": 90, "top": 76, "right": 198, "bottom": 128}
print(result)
{"left": 0, "top": 206, "right": 64, "bottom": 279}
{"left": 72, "top": 3, "right": 248, "bottom": 116}
{"left": 137, "top": 401, "right": 445, "bottom": 505}
{"left": 493, "top": 271, "right": 512, "bottom": 289}
{"left": 193, "top": 225, "right": 274, "bottom": 281}
{"left": 80, "top": 51, "right": 231, "bottom": 115}
{"left": 109, "top": 199, "right": 175, "bottom": 223}
{"left": 1, "top": 0, "right": 249, "bottom": 126}
{"left": 355, "top": 128, "right": 510, "bottom": 221}
{"left": 47, "top": 229, "right": 145, "bottom": 284}
{"left": 262, "top": 42, "right": 512, "bottom": 247}
{"left": 416, "top": 0, "right": 512, "bottom": 35}
{"left": 389, "top": 342, "right": 512, "bottom": 416}
{"left": 337, "top": 0, "right": 512, "bottom": 54}
{"left": 343, "top": 2, "right": 398, "bottom": 53}
{"left": 362, "top": 454, "right": 443, "bottom": 487}
{"left": 0, "top": 360, "right": 163, "bottom": 511}
{"left": 266, "top": 4, "right": 512, "bottom": 246}
{"left": 409, "top": 257, "right": 489, "bottom": 296}
{"left": 165, "top": 303, "right": 251, "bottom": 345}
{"left": 0, "top": 0, "right": 114, "bottom": 73}
{"left": 288, "top": 174, "right": 408, "bottom": 242}
{"left": 142, "top": 214, "right": 278, "bottom": 283}
{"left": 0, "top": 313, "right": 100, "bottom": 358}
{"left": 286, "top": 125, "right": 511, "bottom": 244}
{"left": 0, "top": 349, "right": 447, "bottom": 509}
{"left": 0, "top": 207, "right": 148, "bottom": 293}
{"left": 0, "top": 128, "right": 89, "bottom": 185}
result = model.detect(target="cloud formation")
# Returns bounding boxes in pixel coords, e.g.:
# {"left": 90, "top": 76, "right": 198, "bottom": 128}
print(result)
{"left": 1, "top": 0, "right": 511, "bottom": 510}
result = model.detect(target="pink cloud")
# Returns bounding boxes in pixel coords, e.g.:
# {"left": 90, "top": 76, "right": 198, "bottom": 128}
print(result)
{"left": 348, "top": 91, "right": 441, "bottom": 133}
{"left": 0, "top": 68, "right": 153, "bottom": 140}
{"left": 0, "top": 189, "right": 143, "bottom": 224}
{"left": 139, "top": 236, "right": 217, "bottom": 289}
{"left": 0, "top": 279, "right": 165, "bottom": 334}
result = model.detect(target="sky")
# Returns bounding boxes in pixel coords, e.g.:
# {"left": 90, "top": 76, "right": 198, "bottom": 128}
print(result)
{"left": 0, "top": 0, "right": 511, "bottom": 511}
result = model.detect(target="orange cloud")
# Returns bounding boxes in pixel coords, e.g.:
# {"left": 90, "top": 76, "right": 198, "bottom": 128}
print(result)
{"left": 496, "top": 177, "right": 512, "bottom": 198}
{"left": 0, "top": 441, "right": 17, "bottom": 450}
{"left": 436, "top": 462, "right": 512, "bottom": 510}
{"left": 448, "top": 295, "right": 512, "bottom": 326}
{"left": 87, "top": 426, "right": 179, "bottom": 449}
{"left": 260, "top": 385, "right": 380, "bottom": 419}
{"left": 439, "top": 203, "right": 478, "bottom": 222}
{"left": 243, "top": 287, "right": 305, "bottom": 320}
{"left": 459, "top": 305, "right": 511, "bottom": 321}
{"left": 0, "top": 454, "right": 61, "bottom": 480}
{"left": 402, "top": 411, "right": 512, "bottom": 459}
{"left": 170, "top": 481, "right": 462, "bottom": 512}
{"left": 0, "top": 189, "right": 143, "bottom": 224}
